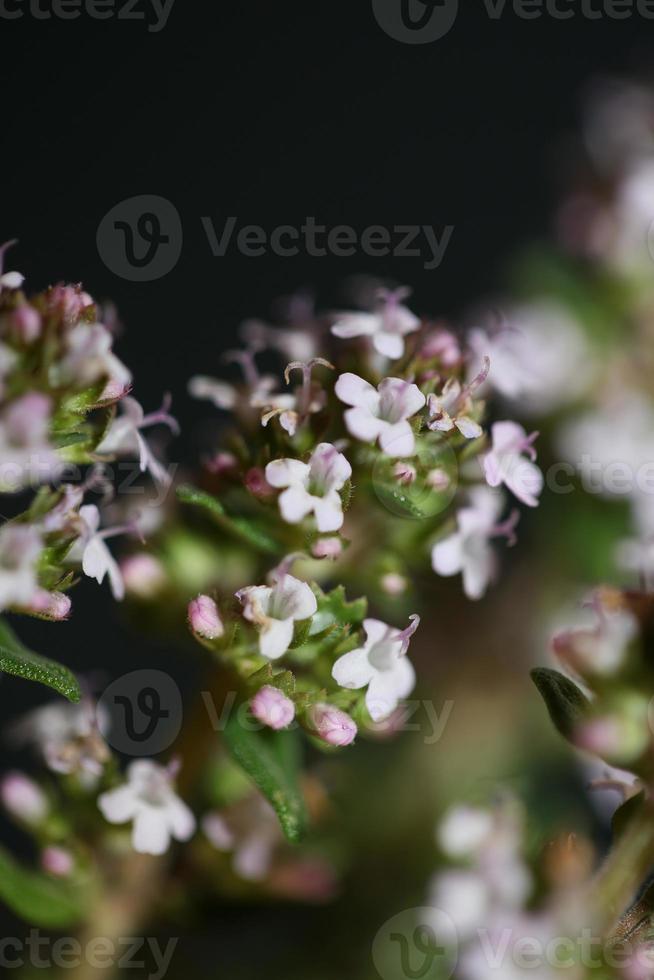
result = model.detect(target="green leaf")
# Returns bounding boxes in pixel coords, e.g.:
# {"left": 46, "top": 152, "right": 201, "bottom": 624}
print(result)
{"left": 0, "top": 846, "right": 87, "bottom": 927}
{"left": 223, "top": 713, "right": 307, "bottom": 843}
{"left": 177, "top": 484, "right": 279, "bottom": 555}
{"left": 530, "top": 667, "right": 589, "bottom": 741}
{"left": 612, "top": 790, "right": 647, "bottom": 842}
{"left": 310, "top": 585, "right": 367, "bottom": 635}
{"left": 0, "top": 618, "right": 81, "bottom": 702}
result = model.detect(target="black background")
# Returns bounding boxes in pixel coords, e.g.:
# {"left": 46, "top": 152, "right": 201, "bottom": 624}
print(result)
{"left": 0, "top": 0, "right": 652, "bottom": 972}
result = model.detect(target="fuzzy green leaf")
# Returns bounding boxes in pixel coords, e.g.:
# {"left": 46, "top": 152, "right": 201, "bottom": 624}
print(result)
{"left": 177, "top": 484, "right": 279, "bottom": 555}
{"left": 0, "top": 618, "right": 81, "bottom": 702}
{"left": 223, "top": 714, "right": 307, "bottom": 843}
{"left": 310, "top": 585, "right": 367, "bottom": 635}
{"left": 531, "top": 667, "right": 589, "bottom": 741}
{"left": 0, "top": 846, "right": 87, "bottom": 927}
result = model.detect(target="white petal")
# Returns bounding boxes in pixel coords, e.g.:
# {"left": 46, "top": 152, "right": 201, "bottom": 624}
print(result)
{"left": 366, "top": 664, "right": 412, "bottom": 722}
{"left": 313, "top": 492, "right": 344, "bottom": 532}
{"left": 233, "top": 836, "right": 273, "bottom": 881}
{"left": 332, "top": 647, "right": 376, "bottom": 690}
{"left": 82, "top": 537, "right": 111, "bottom": 585}
{"left": 260, "top": 617, "right": 294, "bottom": 660}
{"left": 265, "top": 458, "right": 310, "bottom": 489}
{"left": 166, "top": 796, "right": 196, "bottom": 842}
{"left": 503, "top": 457, "right": 544, "bottom": 508}
{"left": 79, "top": 504, "right": 100, "bottom": 535}
{"left": 455, "top": 416, "right": 483, "bottom": 439}
{"left": 273, "top": 576, "right": 317, "bottom": 620}
{"left": 483, "top": 451, "right": 502, "bottom": 488}
{"left": 98, "top": 785, "right": 138, "bottom": 824}
{"left": 278, "top": 485, "right": 314, "bottom": 524}
{"left": 344, "top": 406, "right": 385, "bottom": 443}
{"left": 378, "top": 378, "right": 426, "bottom": 420}
{"left": 363, "top": 619, "right": 394, "bottom": 646}
{"left": 132, "top": 806, "right": 171, "bottom": 855}
{"left": 188, "top": 376, "right": 237, "bottom": 410}
{"left": 379, "top": 420, "right": 415, "bottom": 457}
{"left": 310, "top": 443, "right": 352, "bottom": 490}
{"left": 374, "top": 331, "right": 404, "bottom": 360}
{"left": 335, "top": 373, "right": 380, "bottom": 411}
{"left": 491, "top": 420, "right": 528, "bottom": 455}
{"left": 432, "top": 534, "right": 464, "bottom": 577}
{"left": 462, "top": 548, "right": 494, "bottom": 600}
{"left": 331, "top": 313, "right": 379, "bottom": 339}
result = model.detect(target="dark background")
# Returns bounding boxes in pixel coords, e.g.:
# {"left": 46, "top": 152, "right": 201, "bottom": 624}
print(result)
{"left": 0, "top": 2, "right": 651, "bottom": 975}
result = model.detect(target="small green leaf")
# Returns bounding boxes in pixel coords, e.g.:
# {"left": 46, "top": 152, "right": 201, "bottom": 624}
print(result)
{"left": 0, "top": 618, "right": 81, "bottom": 702}
{"left": 177, "top": 484, "right": 279, "bottom": 555}
{"left": 531, "top": 667, "right": 589, "bottom": 741}
{"left": 223, "top": 713, "right": 307, "bottom": 843}
{"left": 0, "top": 846, "right": 87, "bottom": 927}
{"left": 310, "top": 585, "right": 367, "bottom": 635}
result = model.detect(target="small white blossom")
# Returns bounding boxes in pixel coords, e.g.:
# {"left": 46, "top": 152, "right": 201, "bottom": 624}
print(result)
{"left": 332, "top": 615, "right": 419, "bottom": 722}
{"left": 265, "top": 443, "right": 351, "bottom": 532}
{"left": 57, "top": 323, "right": 131, "bottom": 389}
{"left": 438, "top": 805, "right": 494, "bottom": 859}
{"left": 11, "top": 700, "right": 109, "bottom": 779}
{"left": 97, "top": 395, "right": 178, "bottom": 487}
{"left": 335, "top": 373, "right": 425, "bottom": 458}
{"left": 69, "top": 505, "right": 126, "bottom": 600}
{"left": 483, "top": 421, "right": 543, "bottom": 507}
{"left": 331, "top": 288, "right": 420, "bottom": 360}
{"left": 432, "top": 489, "right": 511, "bottom": 600}
{"left": 0, "top": 524, "right": 42, "bottom": 611}
{"left": 236, "top": 574, "right": 317, "bottom": 660}
{"left": 427, "top": 361, "right": 488, "bottom": 440}
{"left": 0, "top": 393, "right": 62, "bottom": 491}
{"left": 98, "top": 760, "right": 195, "bottom": 856}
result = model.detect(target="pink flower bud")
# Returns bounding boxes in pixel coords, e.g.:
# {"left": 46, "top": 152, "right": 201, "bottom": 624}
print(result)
{"left": 393, "top": 462, "right": 416, "bottom": 485}
{"left": 121, "top": 554, "right": 167, "bottom": 599}
{"left": 206, "top": 452, "right": 238, "bottom": 475}
{"left": 41, "top": 846, "right": 74, "bottom": 878}
{"left": 245, "top": 467, "right": 275, "bottom": 499}
{"left": 26, "top": 589, "right": 72, "bottom": 620}
{"left": 426, "top": 468, "right": 451, "bottom": 491}
{"left": 308, "top": 704, "right": 357, "bottom": 747}
{"left": 188, "top": 595, "right": 224, "bottom": 640}
{"left": 9, "top": 304, "right": 41, "bottom": 343}
{"left": 311, "top": 537, "right": 343, "bottom": 560}
{"left": 381, "top": 573, "right": 408, "bottom": 596}
{"left": 251, "top": 686, "right": 296, "bottom": 730}
{"left": 1, "top": 772, "right": 48, "bottom": 824}
{"left": 420, "top": 327, "right": 461, "bottom": 365}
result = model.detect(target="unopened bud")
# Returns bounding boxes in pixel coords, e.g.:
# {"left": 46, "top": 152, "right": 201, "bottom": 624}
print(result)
{"left": 1, "top": 772, "right": 48, "bottom": 824}
{"left": 381, "top": 572, "right": 408, "bottom": 596}
{"left": 41, "top": 846, "right": 74, "bottom": 878}
{"left": 250, "top": 686, "right": 295, "bottom": 730}
{"left": 393, "top": 462, "right": 417, "bottom": 485}
{"left": 121, "top": 554, "right": 167, "bottom": 599}
{"left": 188, "top": 595, "right": 224, "bottom": 640}
{"left": 9, "top": 304, "right": 41, "bottom": 343}
{"left": 308, "top": 704, "right": 357, "bottom": 747}
{"left": 311, "top": 537, "right": 343, "bottom": 560}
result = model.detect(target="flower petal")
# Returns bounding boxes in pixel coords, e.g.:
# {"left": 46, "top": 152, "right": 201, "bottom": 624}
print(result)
{"left": 503, "top": 457, "right": 544, "bottom": 508}
{"left": 374, "top": 331, "right": 404, "bottom": 360}
{"left": 265, "top": 458, "right": 310, "bottom": 489}
{"left": 335, "top": 373, "right": 380, "bottom": 411}
{"left": 188, "top": 376, "right": 237, "bottom": 410}
{"left": 455, "top": 416, "right": 483, "bottom": 439}
{"left": 332, "top": 647, "right": 376, "bottom": 690}
{"left": 278, "top": 485, "right": 315, "bottom": 524}
{"left": 379, "top": 420, "right": 415, "bottom": 458}
{"left": 272, "top": 576, "right": 318, "bottom": 620}
{"left": 260, "top": 617, "right": 294, "bottom": 660}
{"left": 331, "top": 313, "right": 379, "bottom": 339}
{"left": 98, "top": 785, "right": 138, "bottom": 824}
{"left": 432, "top": 534, "right": 464, "bottom": 577}
{"left": 132, "top": 805, "right": 171, "bottom": 855}
{"left": 343, "top": 407, "right": 385, "bottom": 443}
{"left": 166, "top": 796, "right": 196, "bottom": 843}
{"left": 313, "top": 492, "right": 345, "bottom": 532}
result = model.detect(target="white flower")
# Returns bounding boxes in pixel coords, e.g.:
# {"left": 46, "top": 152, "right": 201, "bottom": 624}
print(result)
{"left": 11, "top": 700, "right": 109, "bottom": 779}
{"left": 438, "top": 805, "right": 494, "bottom": 858}
{"left": 335, "top": 373, "right": 426, "bottom": 458}
{"left": 236, "top": 574, "right": 317, "bottom": 660}
{"left": 57, "top": 323, "right": 131, "bottom": 389}
{"left": 98, "top": 760, "right": 195, "bottom": 856}
{"left": 331, "top": 288, "right": 420, "bottom": 360}
{"left": 427, "top": 362, "right": 487, "bottom": 439}
{"left": 188, "top": 375, "right": 239, "bottom": 410}
{"left": 432, "top": 488, "right": 509, "bottom": 600}
{"left": 0, "top": 524, "right": 42, "bottom": 611}
{"left": 331, "top": 615, "right": 419, "bottom": 722}
{"left": 265, "top": 443, "right": 351, "bottom": 532}
{"left": 70, "top": 505, "right": 125, "bottom": 600}
{"left": 96, "top": 396, "right": 178, "bottom": 487}
{"left": 0, "top": 393, "right": 62, "bottom": 492}
{"left": 202, "top": 793, "right": 281, "bottom": 881}
{"left": 483, "top": 421, "right": 543, "bottom": 507}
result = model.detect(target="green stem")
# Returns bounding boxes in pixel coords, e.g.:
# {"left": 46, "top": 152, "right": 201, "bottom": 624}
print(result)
{"left": 592, "top": 801, "right": 654, "bottom": 937}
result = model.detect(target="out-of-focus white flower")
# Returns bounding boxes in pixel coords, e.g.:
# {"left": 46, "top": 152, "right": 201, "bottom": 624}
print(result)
{"left": 469, "top": 304, "right": 593, "bottom": 414}
{"left": 332, "top": 616, "right": 418, "bottom": 722}
{"left": 0, "top": 393, "right": 62, "bottom": 491}
{"left": 0, "top": 524, "right": 43, "bottom": 611}
{"left": 331, "top": 288, "right": 420, "bottom": 360}
{"left": 57, "top": 323, "right": 131, "bottom": 389}
{"left": 553, "top": 598, "right": 638, "bottom": 678}
{"left": 335, "top": 373, "right": 425, "bottom": 458}
{"left": 236, "top": 574, "right": 317, "bottom": 660}
{"left": 438, "top": 805, "right": 494, "bottom": 858}
{"left": 69, "top": 505, "right": 127, "bottom": 600}
{"left": 429, "top": 870, "right": 490, "bottom": 939}
{"left": 202, "top": 793, "right": 282, "bottom": 881}
{"left": 120, "top": 553, "right": 167, "bottom": 599}
{"left": 98, "top": 760, "right": 195, "bottom": 856}
{"left": 0, "top": 772, "right": 49, "bottom": 825}
{"left": 188, "top": 375, "right": 239, "bottom": 410}
{"left": 97, "top": 395, "right": 178, "bottom": 487}
{"left": 265, "top": 443, "right": 351, "bottom": 532}
{"left": 427, "top": 358, "right": 488, "bottom": 438}
{"left": 483, "top": 421, "right": 543, "bottom": 507}
{"left": 380, "top": 572, "right": 408, "bottom": 596}
{"left": 12, "top": 699, "right": 109, "bottom": 780}
{"left": 432, "top": 488, "right": 515, "bottom": 600}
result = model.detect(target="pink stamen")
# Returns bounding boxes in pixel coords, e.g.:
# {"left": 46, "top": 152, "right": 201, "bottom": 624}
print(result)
{"left": 141, "top": 393, "right": 180, "bottom": 435}
{"left": 491, "top": 510, "right": 520, "bottom": 547}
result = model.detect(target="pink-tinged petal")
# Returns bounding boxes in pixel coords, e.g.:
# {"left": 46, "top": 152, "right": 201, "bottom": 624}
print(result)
{"left": 278, "top": 485, "right": 315, "bottom": 524}
{"left": 374, "top": 331, "right": 404, "bottom": 360}
{"left": 455, "top": 417, "right": 483, "bottom": 439}
{"left": 313, "top": 493, "right": 344, "bottom": 532}
{"left": 432, "top": 534, "right": 464, "bottom": 577}
{"left": 344, "top": 406, "right": 385, "bottom": 443}
{"left": 331, "top": 313, "right": 379, "bottom": 339}
{"left": 332, "top": 647, "right": 376, "bottom": 690}
{"left": 132, "top": 805, "right": 171, "bottom": 855}
{"left": 335, "top": 373, "right": 380, "bottom": 411}
{"left": 483, "top": 452, "right": 502, "bottom": 488}
{"left": 431, "top": 415, "right": 455, "bottom": 433}
{"left": 310, "top": 443, "right": 352, "bottom": 489}
{"left": 273, "top": 576, "right": 318, "bottom": 620}
{"left": 80, "top": 504, "right": 101, "bottom": 535}
{"left": 504, "top": 457, "right": 544, "bottom": 508}
{"left": 260, "top": 617, "right": 294, "bottom": 660}
{"left": 98, "top": 785, "right": 138, "bottom": 824}
{"left": 363, "top": 619, "right": 394, "bottom": 646}
{"left": 188, "top": 376, "right": 237, "bottom": 410}
{"left": 490, "top": 420, "right": 528, "bottom": 455}
{"left": 379, "top": 420, "right": 415, "bottom": 458}
{"left": 166, "top": 797, "right": 196, "bottom": 842}
{"left": 234, "top": 836, "right": 273, "bottom": 881}
{"left": 265, "top": 458, "right": 310, "bottom": 489}
{"left": 120, "top": 396, "right": 145, "bottom": 426}
{"left": 378, "top": 378, "right": 426, "bottom": 420}
{"left": 462, "top": 548, "right": 495, "bottom": 600}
